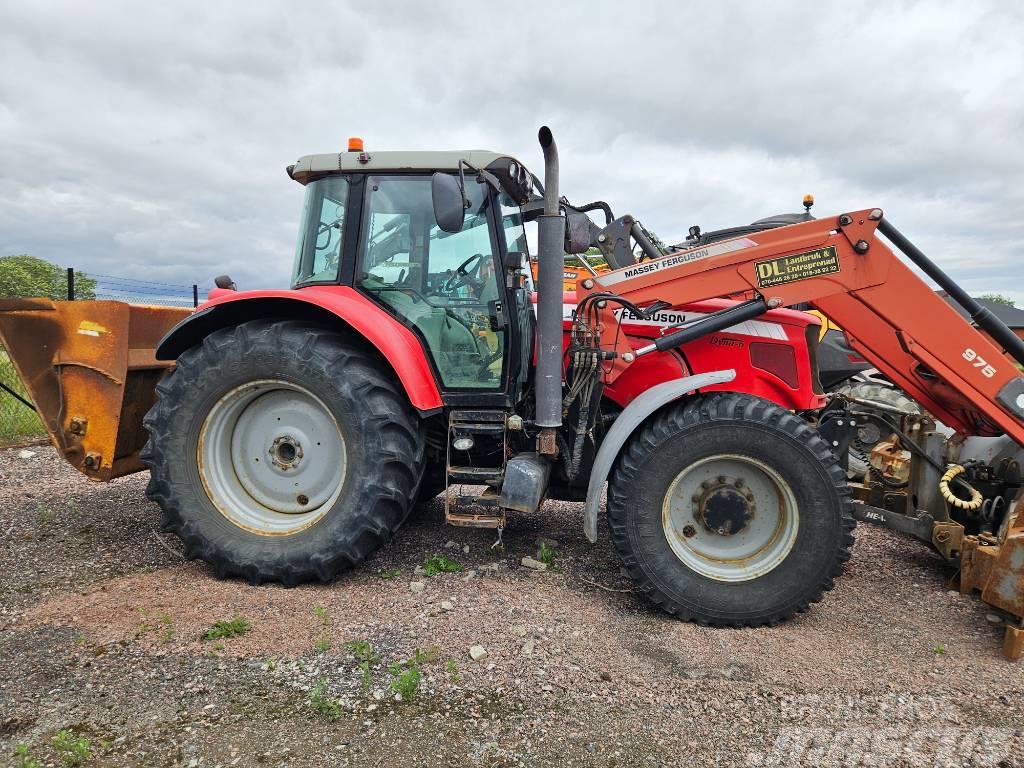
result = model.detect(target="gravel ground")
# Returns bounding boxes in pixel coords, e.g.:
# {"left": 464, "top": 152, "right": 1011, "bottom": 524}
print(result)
{"left": 2, "top": 444, "right": 1024, "bottom": 767}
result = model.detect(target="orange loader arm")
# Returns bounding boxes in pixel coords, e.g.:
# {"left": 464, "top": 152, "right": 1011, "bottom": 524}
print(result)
{"left": 580, "top": 208, "right": 1024, "bottom": 443}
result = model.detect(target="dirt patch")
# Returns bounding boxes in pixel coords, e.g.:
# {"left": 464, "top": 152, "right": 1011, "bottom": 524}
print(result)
{"left": 3, "top": 445, "right": 1024, "bottom": 767}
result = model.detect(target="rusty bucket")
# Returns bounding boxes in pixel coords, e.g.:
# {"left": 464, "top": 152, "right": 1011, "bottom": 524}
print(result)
{"left": 0, "top": 298, "right": 190, "bottom": 480}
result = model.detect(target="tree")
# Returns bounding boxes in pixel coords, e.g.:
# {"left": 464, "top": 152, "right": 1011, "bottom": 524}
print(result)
{"left": 0, "top": 255, "right": 96, "bottom": 300}
{"left": 977, "top": 293, "right": 1015, "bottom": 307}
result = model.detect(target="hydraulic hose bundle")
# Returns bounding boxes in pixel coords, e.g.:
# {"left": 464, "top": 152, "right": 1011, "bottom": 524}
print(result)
{"left": 938, "top": 464, "right": 984, "bottom": 511}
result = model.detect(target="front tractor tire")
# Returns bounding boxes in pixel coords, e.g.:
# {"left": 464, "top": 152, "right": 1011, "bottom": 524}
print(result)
{"left": 608, "top": 393, "right": 855, "bottom": 626}
{"left": 142, "top": 320, "right": 424, "bottom": 585}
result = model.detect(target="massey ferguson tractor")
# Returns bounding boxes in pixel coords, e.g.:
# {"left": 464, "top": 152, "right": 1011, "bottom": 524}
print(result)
{"left": 2, "top": 128, "right": 1023, "bottom": 653}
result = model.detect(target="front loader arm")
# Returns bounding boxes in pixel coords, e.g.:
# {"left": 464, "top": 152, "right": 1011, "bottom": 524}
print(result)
{"left": 579, "top": 208, "right": 1024, "bottom": 443}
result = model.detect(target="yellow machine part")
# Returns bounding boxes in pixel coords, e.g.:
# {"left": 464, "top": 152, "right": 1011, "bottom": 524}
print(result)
{"left": 0, "top": 298, "right": 190, "bottom": 480}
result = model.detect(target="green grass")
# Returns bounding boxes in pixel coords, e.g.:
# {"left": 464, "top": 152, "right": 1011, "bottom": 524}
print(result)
{"left": 14, "top": 743, "right": 40, "bottom": 768}
{"left": 538, "top": 541, "right": 558, "bottom": 566}
{"left": 204, "top": 617, "right": 251, "bottom": 641}
{"left": 447, "top": 659, "right": 461, "bottom": 683}
{"left": 422, "top": 555, "right": 462, "bottom": 577}
{"left": 0, "top": 352, "right": 45, "bottom": 445}
{"left": 308, "top": 678, "right": 343, "bottom": 719}
{"left": 51, "top": 730, "right": 91, "bottom": 766}
{"left": 388, "top": 661, "right": 422, "bottom": 702}
{"left": 344, "top": 639, "right": 379, "bottom": 664}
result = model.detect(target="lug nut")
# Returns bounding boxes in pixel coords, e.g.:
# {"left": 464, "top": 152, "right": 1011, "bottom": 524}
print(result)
{"left": 838, "top": 214, "right": 853, "bottom": 226}
{"left": 854, "top": 239, "right": 870, "bottom": 254}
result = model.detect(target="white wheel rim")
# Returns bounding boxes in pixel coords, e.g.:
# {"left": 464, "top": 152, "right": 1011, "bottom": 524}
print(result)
{"left": 661, "top": 454, "right": 799, "bottom": 582}
{"left": 198, "top": 379, "right": 346, "bottom": 536}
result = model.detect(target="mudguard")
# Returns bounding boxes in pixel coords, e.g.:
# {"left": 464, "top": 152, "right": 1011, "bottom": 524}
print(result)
{"left": 582, "top": 369, "right": 737, "bottom": 543}
{"left": 156, "top": 286, "right": 444, "bottom": 413}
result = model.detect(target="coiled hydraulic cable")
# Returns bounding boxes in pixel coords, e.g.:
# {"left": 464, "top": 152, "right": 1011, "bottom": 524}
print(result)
{"left": 939, "top": 464, "right": 983, "bottom": 511}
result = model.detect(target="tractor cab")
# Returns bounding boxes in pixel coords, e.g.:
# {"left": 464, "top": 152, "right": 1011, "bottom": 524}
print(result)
{"left": 286, "top": 143, "right": 544, "bottom": 529}
{"left": 288, "top": 145, "right": 536, "bottom": 409}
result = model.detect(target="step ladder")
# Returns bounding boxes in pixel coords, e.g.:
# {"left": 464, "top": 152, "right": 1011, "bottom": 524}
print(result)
{"left": 445, "top": 410, "right": 508, "bottom": 529}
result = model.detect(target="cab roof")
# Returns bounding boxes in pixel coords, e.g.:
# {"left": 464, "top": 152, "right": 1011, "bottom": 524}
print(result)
{"left": 288, "top": 149, "right": 525, "bottom": 184}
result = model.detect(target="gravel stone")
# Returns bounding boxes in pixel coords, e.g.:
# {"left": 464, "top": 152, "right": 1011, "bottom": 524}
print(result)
{"left": 521, "top": 556, "right": 548, "bottom": 571}
{"left": 409, "top": 581, "right": 425, "bottom": 593}
{"left": 469, "top": 645, "right": 488, "bottom": 661}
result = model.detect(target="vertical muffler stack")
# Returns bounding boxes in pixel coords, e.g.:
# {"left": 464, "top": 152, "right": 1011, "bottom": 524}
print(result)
{"left": 534, "top": 126, "right": 565, "bottom": 454}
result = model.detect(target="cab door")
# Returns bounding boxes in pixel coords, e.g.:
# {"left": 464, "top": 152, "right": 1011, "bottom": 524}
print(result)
{"left": 355, "top": 174, "right": 510, "bottom": 397}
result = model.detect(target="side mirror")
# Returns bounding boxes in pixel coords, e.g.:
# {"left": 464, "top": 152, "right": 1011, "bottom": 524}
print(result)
{"left": 431, "top": 172, "right": 465, "bottom": 233}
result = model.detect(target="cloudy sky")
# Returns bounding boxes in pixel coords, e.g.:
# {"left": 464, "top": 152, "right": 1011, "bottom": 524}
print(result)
{"left": 1, "top": 1, "right": 1021, "bottom": 303}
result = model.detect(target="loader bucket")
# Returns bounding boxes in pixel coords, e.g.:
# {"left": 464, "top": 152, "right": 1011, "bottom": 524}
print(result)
{"left": 0, "top": 298, "right": 191, "bottom": 481}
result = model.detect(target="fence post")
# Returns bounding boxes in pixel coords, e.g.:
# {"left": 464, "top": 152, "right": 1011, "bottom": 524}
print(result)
{"left": 67, "top": 267, "right": 75, "bottom": 301}
{"left": 193, "top": 284, "right": 199, "bottom": 308}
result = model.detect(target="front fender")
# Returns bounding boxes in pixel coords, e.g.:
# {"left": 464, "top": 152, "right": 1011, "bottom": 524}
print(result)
{"left": 156, "top": 286, "right": 444, "bottom": 413}
{"left": 582, "top": 369, "right": 737, "bottom": 543}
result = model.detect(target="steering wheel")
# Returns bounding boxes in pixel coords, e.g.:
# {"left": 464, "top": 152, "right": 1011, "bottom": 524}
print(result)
{"left": 443, "top": 253, "right": 486, "bottom": 294}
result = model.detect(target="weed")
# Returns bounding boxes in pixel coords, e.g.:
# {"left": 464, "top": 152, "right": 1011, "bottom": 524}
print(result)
{"left": 314, "top": 638, "right": 331, "bottom": 654}
{"left": 344, "top": 639, "right": 379, "bottom": 664}
{"left": 14, "top": 743, "right": 40, "bottom": 768}
{"left": 934, "top": 643, "right": 946, "bottom": 655}
{"left": 34, "top": 503, "right": 54, "bottom": 525}
{"left": 358, "top": 660, "right": 373, "bottom": 691}
{"left": 205, "top": 617, "right": 251, "bottom": 641}
{"left": 379, "top": 568, "right": 401, "bottom": 580}
{"left": 388, "top": 661, "right": 422, "bottom": 702}
{"left": 73, "top": 633, "right": 85, "bottom": 647}
{"left": 138, "top": 609, "right": 175, "bottom": 641}
{"left": 212, "top": 641, "right": 225, "bottom": 651}
{"left": 51, "top": 730, "right": 91, "bottom": 766}
{"left": 262, "top": 658, "right": 277, "bottom": 672}
{"left": 447, "top": 659, "right": 461, "bottom": 683}
{"left": 308, "top": 678, "right": 342, "bottom": 719}
{"left": 538, "top": 541, "right": 558, "bottom": 566}
{"left": 412, "top": 645, "right": 440, "bottom": 666}
{"left": 423, "top": 555, "right": 462, "bottom": 577}
{"left": 313, "top": 605, "right": 329, "bottom": 625}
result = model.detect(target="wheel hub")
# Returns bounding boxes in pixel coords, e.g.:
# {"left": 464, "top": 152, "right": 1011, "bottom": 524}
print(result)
{"left": 198, "top": 380, "right": 346, "bottom": 535}
{"left": 693, "top": 477, "right": 755, "bottom": 535}
{"left": 662, "top": 455, "right": 799, "bottom": 582}
{"left": 270, "top": 435, "right": 304, "bottom": 470}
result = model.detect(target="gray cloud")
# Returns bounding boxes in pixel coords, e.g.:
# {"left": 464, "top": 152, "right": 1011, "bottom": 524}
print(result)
{"left": 1, "top": 0, "right": 1021, "bottom": 303}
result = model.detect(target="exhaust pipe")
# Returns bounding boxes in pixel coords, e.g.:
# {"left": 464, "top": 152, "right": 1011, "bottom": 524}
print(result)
{"left": 535, "top": 126, "right": 565, "bottom": 443}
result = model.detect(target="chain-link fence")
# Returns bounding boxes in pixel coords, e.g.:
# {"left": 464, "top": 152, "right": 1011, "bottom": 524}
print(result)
{"left": 0, "top": 351, "right": 45, "bottom": 445}
{"left": 0, "top": 268, "right": 211, "bottom": 445}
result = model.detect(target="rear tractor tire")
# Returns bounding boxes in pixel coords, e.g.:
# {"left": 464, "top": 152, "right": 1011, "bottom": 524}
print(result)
{"left": 607, "top": 393, "right": 855, "bottom": 626}
{"left": 142, "top": 320, "right": 424, "bottom": 585}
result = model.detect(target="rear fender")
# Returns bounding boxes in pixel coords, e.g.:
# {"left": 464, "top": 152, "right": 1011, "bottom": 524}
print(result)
{"left": 157, "top": 287, "right": 443, "bottom": 413}
{"left": 583, "top": 370, "right": 737, "bottom": 542}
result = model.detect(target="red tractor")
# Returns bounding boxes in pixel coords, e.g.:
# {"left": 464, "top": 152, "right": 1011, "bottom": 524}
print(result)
{"left": 4, "top": 128, "right": 1021, "bottom": 641}
{"left": 137, "top": 130, "right": 845, "bottom": 628}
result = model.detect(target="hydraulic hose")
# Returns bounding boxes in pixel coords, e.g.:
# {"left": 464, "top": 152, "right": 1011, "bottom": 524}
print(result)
{"left": 938, "top": 464, "right": 983, "bottom": 511}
